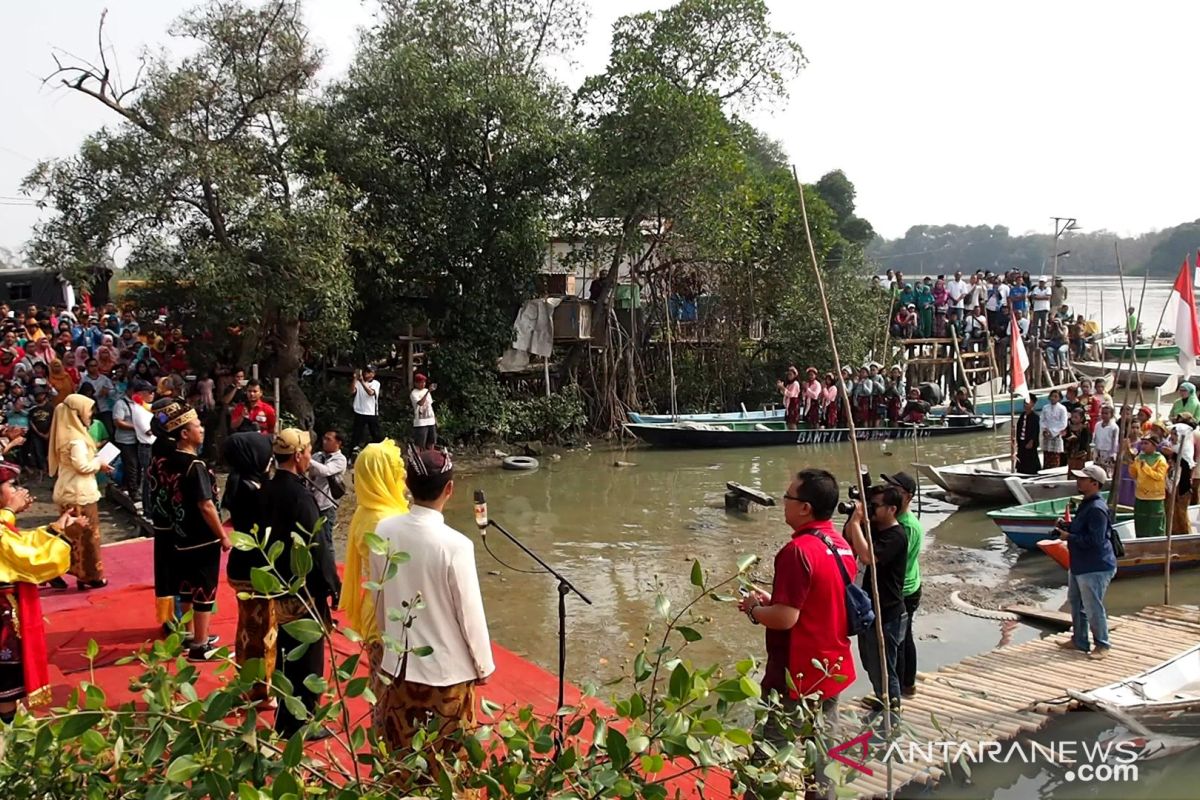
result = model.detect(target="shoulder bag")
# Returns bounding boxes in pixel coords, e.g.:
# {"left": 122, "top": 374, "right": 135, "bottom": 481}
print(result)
{"left": 807, "top": 530, "right": 876, "bottom": 637}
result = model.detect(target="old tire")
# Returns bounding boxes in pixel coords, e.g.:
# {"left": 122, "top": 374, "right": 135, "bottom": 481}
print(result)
{"left": 502, "top": 456, "right": 539, "bottom": 471}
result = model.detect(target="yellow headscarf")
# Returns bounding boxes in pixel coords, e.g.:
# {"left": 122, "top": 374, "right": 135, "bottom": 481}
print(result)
{"left": 340, "top": 439, "right": 409, "bottom": 641}
{"left": 48, "top": 394, "right": 96, "bottom": 478}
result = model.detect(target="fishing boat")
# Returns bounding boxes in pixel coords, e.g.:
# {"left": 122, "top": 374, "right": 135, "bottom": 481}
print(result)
{"left": 624, "top": 417, "right": 1007, "bottom": 449}
{"left": 1071, "top": 644, "right": 1200, "bottom": 719}
{"left": 1104, "top": 339, "right": 1180, "bottom": 361}
{"left": 626, "top": 407, "right": 783, "bottom": 425}
{"left": 916, "top": 454, "right": 1029, "bottom": 503}
{"left": 1037, "top": 506, "right": 1200, "bottom": 576}
{"left": 986, "top": 496, "right": 1134, "bottom": 551}
{"left": 1003, "top": 469, "right": 1093, "bottom": 504}
{"left": 1074, "top": 360, "right": 1178, "bottom": 391}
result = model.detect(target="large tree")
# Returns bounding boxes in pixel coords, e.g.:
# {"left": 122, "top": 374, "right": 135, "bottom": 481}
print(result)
{"left": 23, "top": 1, "right": 352, "bottom": 428}
{"left": 309, "top": 0, "right": 584, "bottom": 418}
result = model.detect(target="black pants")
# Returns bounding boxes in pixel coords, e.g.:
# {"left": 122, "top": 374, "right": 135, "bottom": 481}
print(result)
{"left": 274, "top": 613, "right": 326, "bottom": 738}
{"left": 117, "top": 441, "right": 141, "bottom": 497}
{"left": 897, "top": 588, "right": 921, "bottom": 691}
{"left": 413, "top": 424, "right": 438, "bottom": 449}
{"left": 351, "top": 413, "right": 382, "bottom": 450}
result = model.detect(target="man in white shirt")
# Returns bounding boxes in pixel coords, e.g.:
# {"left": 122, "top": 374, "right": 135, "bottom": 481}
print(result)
{"left": 1030, "top": 277, "right": 1053, "bottom": 340}
{"left": 947, "top": 270, "right": 968, "bottom": 310}
{"left": 1040, "top": 389, "right": 1069, "bottom": 468}
{"left": 985, "top": 275, "right": 1010, "bottom": 333}
{"left": 410, "top": 373, "right": 437, "bottom": 449}
{"left": 371, "top": 446, "right": 494, "bottom": 752}
{"left": 350, "top": 365, "right": 382, "bottom": 454}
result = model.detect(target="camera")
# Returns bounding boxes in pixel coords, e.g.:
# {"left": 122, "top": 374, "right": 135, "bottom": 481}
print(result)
{"left": 837, "top": 467, "right": 872, "bottom": 516}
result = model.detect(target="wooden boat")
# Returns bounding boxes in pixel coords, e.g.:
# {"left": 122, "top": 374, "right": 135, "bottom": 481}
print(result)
{"left": 1003, "top": 469, "right": 1089, "bottom": 504}
{"left": 1071, "top": 644, "right": 1200, "bottom": 718}
{"left": 1037, "top": 505, "right": 1200, "bottom": 576}
{"left": 1074, "top": 360, "right": 1178, "bottom": 390}
{"left": 916, "top": 454, "right": 1027, "bottom": 503}
{"left": 986, "top": 496, "right": 1134, "bottom": 551}
{"left": 624, "top": 417, "right": 1007, "bottom": 449}
{"left": 627, "top": 407, "right": 783, "bottom": 425}
{"left": 1104, "top": 340, "right": 1180, "bottom": 361}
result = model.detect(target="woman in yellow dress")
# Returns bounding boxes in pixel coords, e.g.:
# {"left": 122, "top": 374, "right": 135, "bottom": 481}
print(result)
{"left": 339, "top": 440, "right": 408, "bottom": 669}
{"left": 0, "top": 462, "right": 82, "bottom": 720}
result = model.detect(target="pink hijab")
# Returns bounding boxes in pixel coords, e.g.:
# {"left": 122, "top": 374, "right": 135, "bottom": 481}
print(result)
{"left": 96, "top": 335, "right": 117, "bottom": 373}
{"left": 73, "top": 346, "right": 90, "bottom": 371}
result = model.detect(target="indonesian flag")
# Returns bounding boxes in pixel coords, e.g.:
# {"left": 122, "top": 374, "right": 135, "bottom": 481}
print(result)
{"left": 1171, "top": 256, "right": 1200, "bottom": 372}
{"left": 1011, "top": 311, "right": 1029, "bottom": 400}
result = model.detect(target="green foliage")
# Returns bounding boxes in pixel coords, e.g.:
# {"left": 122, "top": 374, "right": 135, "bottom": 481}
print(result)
{"left": 438, "top": 383, "right": 587, "bottom": 444}
{"left": 0, "top": 526, "right": 836, "bottom": 798}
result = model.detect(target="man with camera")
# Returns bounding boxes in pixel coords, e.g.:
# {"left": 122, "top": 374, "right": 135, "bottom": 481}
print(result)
{"left": 844, "top": 484, "right": 909, "bottom": 715}
{"left": 737, "top": 468, "right": 856, "bottom": 797}
{"left": 308, "top": 430, "right": 348, "bottom": 552}
{"left": 1056, "top": 462, "right": 1117, "bottom": 658}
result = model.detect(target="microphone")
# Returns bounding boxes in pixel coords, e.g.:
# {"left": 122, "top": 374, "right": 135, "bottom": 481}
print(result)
{"left": 474, "top": 489, "right": 488, "bottom": 534}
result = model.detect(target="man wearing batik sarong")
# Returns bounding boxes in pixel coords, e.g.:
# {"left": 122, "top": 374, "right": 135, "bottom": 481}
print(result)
{"left": 370, "top": 445, "right": 494, "bottom": 755}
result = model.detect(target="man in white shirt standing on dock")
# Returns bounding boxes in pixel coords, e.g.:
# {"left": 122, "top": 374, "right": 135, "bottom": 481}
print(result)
{"left": 370, "top": 445, "right": 495, "bottom": 754}
{"left": 350, "top": 365, "right": 383, "bottom": 455}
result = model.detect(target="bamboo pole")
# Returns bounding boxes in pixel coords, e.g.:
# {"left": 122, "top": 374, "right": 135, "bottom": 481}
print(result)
{"left": 1131, "top": 249, "right": 1153, "bottom": 404}
{"left": 792, "top": 167, "right": 894, "bottom": 797}
{"left": 664, "top": 267, "right": 678, "bottom": 419}
{"left": 1164, "top": 450, "right": 1178, "bottom": 604}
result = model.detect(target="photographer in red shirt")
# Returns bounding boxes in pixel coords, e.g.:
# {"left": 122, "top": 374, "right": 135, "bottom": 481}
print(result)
{"left": 738, "top": 468, "right": 856, "bottom": 796}
{"left": 230, "top": 380, "right": 276, "bottom": 435}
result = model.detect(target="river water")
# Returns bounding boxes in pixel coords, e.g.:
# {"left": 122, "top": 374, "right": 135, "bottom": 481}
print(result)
{"left": 445, "top": 277, "right": 1200, "bottom": 799}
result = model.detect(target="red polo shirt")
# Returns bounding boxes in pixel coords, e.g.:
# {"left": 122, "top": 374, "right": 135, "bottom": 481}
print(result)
{"left": 762, "top": 519, "right": 857, "bottom": 700}
{"left": 231, "top": 400, "right": 276, "bottom": 435}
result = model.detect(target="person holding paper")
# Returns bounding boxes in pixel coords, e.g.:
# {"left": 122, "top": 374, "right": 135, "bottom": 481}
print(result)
{"left": 48, "top": 394, "right": 114, "bottom": 590}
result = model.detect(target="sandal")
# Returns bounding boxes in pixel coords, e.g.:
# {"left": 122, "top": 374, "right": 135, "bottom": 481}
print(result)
{"left": 77, "top": 579, "right": 109, "bottom": 591}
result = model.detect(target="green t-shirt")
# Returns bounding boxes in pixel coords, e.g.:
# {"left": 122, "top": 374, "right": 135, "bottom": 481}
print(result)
{"left": 897, "top": 509, "right": 924, "bottom": 596}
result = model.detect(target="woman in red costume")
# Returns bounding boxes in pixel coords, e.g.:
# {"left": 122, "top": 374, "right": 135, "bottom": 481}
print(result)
{"left": 0, "top": 463, "right": 79, "bottom": 721}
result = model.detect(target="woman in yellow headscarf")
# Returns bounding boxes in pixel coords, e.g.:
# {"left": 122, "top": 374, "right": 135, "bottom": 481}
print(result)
{"left": 48, "top": 394, "right": 114, "bottom": 589}
{"left": 341, "top": 439, "right": 408, "bottom": 658}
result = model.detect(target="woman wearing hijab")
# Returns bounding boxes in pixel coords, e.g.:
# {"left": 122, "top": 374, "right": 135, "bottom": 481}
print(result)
{"left": 1169, "top": 382, "right": 1200, "bottom": 422}
{"left": 95, "top": 334, "right": 118, "bottom": 374}
{"left": 915, "top": 281, "right": 934, "bottom": 338}
{"left": 223, "top": 432, "right": 276, "bottom": 703}
{"left": 49, "top": 394, "right": 114, "bottom": 589}
{"left": 0, "top": 463, "right": 80, "bottom": 720}
{"left": 341, "top": 439, "right": 408, "bottom": 672}
{"left": 72, "top": 346, "right": 90, "bottom": 374}
{"left": 46, "top": 360, "right": 75, "bottom": 407}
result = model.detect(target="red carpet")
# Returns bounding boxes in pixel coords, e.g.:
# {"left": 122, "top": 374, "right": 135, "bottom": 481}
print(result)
{"left": 38, "top": 538, "right": 732, "bottom": 797}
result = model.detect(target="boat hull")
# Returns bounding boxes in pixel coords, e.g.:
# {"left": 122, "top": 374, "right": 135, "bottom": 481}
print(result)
{"left": 1036, "top": 508, "right": 1200, "bottom": 576}
{"left": 1004, "top": 471, "right": 1086, "bottom": 505}
{"left": 1074, "top": 361, "right": 1175, "bottom": 389}
{"left": 624, "top": 420, "right": 1005, "bottom": 448}
{"left": 918, "top": 458, "right": 1019, "bottom": 502}
{"left": 627, "top": 408, "right": 784, "bottom": 425}
{"left": 1104, "top": 344, "right": 1180, "bottom": 360}
{"left": 987, "top": 496, "right": 1134, "bottom": 551}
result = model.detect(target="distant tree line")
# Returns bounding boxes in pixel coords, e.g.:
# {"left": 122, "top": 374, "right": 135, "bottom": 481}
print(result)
{"left": 868, "top": 220, "right": 1200, "bottom": 278}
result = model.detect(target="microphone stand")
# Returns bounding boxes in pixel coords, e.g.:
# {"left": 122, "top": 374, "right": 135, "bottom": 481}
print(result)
{"left": 485, "top": 517, "right": 592, "bottom": 755}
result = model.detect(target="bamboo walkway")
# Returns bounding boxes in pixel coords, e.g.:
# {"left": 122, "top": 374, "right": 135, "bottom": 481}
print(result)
{"left": 850, "top": 605, "right": 1200, "bottom": 799}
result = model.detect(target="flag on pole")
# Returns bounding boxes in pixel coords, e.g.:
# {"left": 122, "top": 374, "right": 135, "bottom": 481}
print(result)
{"left": 1171, "top": 256, "right": 1200, "bottom": 373}
{"left": 1011, "top": 311, "right": 1029, "bottom": 400}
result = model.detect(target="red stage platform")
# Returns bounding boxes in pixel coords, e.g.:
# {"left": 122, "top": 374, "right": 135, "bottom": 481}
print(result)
{"left": 38, "top": 538, "right": 733, "bottom": 797}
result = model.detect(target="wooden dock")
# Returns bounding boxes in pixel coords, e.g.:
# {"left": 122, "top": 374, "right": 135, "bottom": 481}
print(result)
{"left": 850, "top": 605, "right": 1200, "bottom": 799}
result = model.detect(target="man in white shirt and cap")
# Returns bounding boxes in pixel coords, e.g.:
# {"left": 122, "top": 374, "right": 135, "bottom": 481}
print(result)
{"left": 370, "top": 445, "right": 494, "bottom": 752}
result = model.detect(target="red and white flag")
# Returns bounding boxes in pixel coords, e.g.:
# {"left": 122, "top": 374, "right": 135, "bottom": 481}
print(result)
{"left": 1171, "top": 256, "right": 1200, "bottom": 372}
{"left": 1011, "top": 311, "right": 1029, "bottom": 400}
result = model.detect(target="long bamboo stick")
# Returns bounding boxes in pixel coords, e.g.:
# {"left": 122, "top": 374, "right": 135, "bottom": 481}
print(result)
{"left": 1132, "top": 250, "right": 1153, "bottom": 403}
{"left": 792, "top": 167, "right": 894, "bottom": 798}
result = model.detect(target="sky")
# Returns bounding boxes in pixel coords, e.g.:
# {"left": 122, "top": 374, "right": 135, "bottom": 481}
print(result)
{"left": 1, "top": 0, "right": 1197, "bottom": 255}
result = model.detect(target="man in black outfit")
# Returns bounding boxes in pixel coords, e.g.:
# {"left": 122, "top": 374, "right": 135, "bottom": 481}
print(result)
{"left": 844, "top": 484, "right": 909, "bottom": 715}
{"left": 261, "top": 428, "right": 340, "bottom": 740}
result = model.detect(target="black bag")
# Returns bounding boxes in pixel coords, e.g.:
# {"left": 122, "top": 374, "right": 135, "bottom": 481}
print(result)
{"left": 1107, "top": 507, "right": 1126, "bottom": 559}
{"left": 326, "top": 473, "right": 347, "bottom": 501}
{"left": 810, "top": 531, "right": 876, "bottom": 637}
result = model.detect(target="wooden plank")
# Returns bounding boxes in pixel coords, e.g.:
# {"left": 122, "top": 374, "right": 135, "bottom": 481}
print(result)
{"left": 724, "top": 481, "right": 775, "bottom": 507}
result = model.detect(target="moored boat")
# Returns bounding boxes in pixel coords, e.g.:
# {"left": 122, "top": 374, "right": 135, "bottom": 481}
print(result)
{"left": 1070, "top": 643, "right": 1200, "bottom": 719}
{"left": 1104, "top": 340, "right": 1180, "bottom": 361}
{"left": 1037, "top": 506, "right": 1200, "bottom": 576}
{"left": 1003, "top": 469, "right": 1088, "bottom": 505}
{"left": 626, "top": 407, "right": 784, "bottom": 425}
{"left": 987, "top": 496, "right": 1134, "bottom": 551}
{"left": 916, "top": 454, "right": 1024, "bottom": 503}
{"left": 624, "top": 417, "right": 1007, "bottom": 449}
{"left": 1074, "top": 360, "right": 1178, "bottom": 390}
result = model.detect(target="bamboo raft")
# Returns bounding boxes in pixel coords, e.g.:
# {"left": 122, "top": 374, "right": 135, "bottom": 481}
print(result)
{"left": 849, "top": 605, "right": 1200, "bottom": 799}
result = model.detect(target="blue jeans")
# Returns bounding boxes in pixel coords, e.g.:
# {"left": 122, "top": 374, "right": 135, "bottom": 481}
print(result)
{"left": 1068, "top": 569, "right": 1115, "bottom": 651}
{"left": 858, "top": 612, "right": 907, "bottom": 705}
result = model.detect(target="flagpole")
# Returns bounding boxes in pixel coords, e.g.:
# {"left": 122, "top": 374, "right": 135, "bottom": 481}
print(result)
{"left": 1135, "top": 259, "right": 1183, "bottom": 401}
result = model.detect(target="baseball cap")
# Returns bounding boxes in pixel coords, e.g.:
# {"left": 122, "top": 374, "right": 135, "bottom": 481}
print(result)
{"left": 273, "top": 428, "right": 312, "bottom": 455}
{"left": 1070, "top": 462, "right": 1108, "bottom": 483}
{"left": 880, "top": 471, "right": 917, "bottom": 495}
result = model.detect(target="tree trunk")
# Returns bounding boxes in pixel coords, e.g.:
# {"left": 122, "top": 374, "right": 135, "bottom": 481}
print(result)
{"left": 263, "top": 316, "right": 314, "bottom": 432}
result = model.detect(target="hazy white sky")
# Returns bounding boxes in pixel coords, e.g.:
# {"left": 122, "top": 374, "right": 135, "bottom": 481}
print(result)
{"left": 1, "top": 0, "right": 1196, "bottom": 252}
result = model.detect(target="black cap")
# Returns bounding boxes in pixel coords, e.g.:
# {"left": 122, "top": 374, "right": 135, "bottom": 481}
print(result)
{"left": 880, "top": 471, "right": 917, "bottom": 495}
